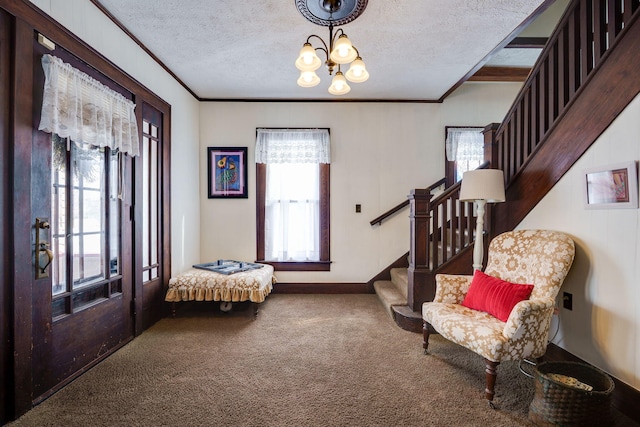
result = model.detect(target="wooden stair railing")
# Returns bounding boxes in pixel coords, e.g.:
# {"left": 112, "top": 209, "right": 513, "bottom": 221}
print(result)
{"left": 493, "top": 0, "right": 640, "bottom": 185}
{"left": 403, "top": 0, "right": 640, "bottom": 316}
{"left": 369, "top": 178, "right": 446, "bottom": 226}
{"left": 492, "top": 0, "right": 640, "bottom": 235}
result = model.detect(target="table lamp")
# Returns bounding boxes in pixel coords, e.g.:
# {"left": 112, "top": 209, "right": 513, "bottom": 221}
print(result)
{"left": 459, "top": 169, "right": 506, "bottom": 270}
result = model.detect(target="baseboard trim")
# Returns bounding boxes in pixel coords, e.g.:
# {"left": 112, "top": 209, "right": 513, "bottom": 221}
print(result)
{"left": 272, "top": 283, "right": 372, "bottom": 294}
{"left": 545, "top": 343, "right": 640, "bottom": 423}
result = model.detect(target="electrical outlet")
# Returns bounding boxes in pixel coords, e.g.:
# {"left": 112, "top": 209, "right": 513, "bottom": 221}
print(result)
{"left": 355, "top": 204, "right": 361, "bottom": 213}
{"left": 563, "top": 292, "right": 572, "bottom": 310}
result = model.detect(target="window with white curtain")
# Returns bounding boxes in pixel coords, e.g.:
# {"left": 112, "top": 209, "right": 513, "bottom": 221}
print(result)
{"left": 38, "top": 54, "right": 139, "bottom": 316}
{"left": 255, "top": 128, "right": 330, "bottom": 270}
{"left": 265, "top": 163, "right": 320, "bottom": 261}
{"left": 445, "top": 127, "right": 485, "bottom": 183}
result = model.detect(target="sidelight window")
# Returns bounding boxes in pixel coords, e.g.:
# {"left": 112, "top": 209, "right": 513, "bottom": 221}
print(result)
{"left": 141, "top": 119, "right": 160, "bottom": 283}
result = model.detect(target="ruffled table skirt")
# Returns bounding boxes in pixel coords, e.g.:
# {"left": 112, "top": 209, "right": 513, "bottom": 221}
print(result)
{"left": 165, "top": 264, "right": 275, "bottom": 304}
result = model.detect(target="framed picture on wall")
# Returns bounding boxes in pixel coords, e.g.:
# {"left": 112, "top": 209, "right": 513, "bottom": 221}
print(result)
{"left": 583, "top": 161, "right": 638, "bottom": 209}
{"left": 207, "top": 147, "right": 248, "bottom": 198}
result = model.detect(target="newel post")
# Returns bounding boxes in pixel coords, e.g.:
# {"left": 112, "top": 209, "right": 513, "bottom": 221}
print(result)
{"left": 407, "top": 189, "right": 433, "bottom": 311}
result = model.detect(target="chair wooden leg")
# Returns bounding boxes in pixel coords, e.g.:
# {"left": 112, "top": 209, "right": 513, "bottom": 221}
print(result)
{"left": 422, "top": 322, "right": 430, "bottom": 354}
{"left": 484, "top": 359, "right": 500, "bottom": 403}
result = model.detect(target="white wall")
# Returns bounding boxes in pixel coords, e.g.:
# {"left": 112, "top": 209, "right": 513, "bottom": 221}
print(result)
{"left": 29, "top": 0, "right": 202, "bottom": 273}
{"left": 199, "top": 82, "right": 522, "bottom": 283}
{"left": 518, "top": 93, "right": 640, "bottom": 390}
{"left": 26, "top": 0, "right": 640, "bottom": 397}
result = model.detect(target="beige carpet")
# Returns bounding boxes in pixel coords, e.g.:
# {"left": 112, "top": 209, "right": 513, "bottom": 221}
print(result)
{"left": 6, "top": 294, "right": 573, "bottom": 426}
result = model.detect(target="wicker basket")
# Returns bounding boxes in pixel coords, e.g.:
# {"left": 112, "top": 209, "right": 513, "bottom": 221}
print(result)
{"left": 528, "top": 361, "right": 615, "bottom": 426}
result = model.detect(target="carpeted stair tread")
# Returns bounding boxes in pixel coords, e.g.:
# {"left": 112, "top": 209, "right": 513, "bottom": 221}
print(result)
{"left": 373, "top": 280, "right": 406, "bottom": 320}
{"left": 389, "top": 267, "right": 408, "bottom": 298}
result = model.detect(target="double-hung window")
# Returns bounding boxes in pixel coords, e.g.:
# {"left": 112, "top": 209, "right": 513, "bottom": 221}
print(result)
{"left": 255, "top": 128, "right": 330, "bottom": 271}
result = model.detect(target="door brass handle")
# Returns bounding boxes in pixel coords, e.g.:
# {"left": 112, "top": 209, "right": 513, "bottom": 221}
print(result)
{"left": 38, "top": 242, "right": 53, "bottom": 274}
{"left": 35, "top": 217, "right": 52, "bottom": 279}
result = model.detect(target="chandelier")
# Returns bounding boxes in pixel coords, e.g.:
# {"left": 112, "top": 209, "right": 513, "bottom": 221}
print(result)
{"left": 295, "top": 0, "right": 369, "bottom": 96}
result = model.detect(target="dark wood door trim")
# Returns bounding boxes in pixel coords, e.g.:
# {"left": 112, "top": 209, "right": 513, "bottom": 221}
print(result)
{"left": 11, "top": 16, "right": 35, "bottom": 418}
{"left": 0, "top": 8, "right": 12, "bottom": 424}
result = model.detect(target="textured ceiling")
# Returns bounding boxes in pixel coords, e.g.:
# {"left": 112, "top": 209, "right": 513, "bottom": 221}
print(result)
{"left": 95, "top": 0, "right": 558, "bottom": 101}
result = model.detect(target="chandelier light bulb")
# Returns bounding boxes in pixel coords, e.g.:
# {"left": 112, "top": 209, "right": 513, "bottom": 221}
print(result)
{"left": 345, "top": 57, "right": 369, "bottom": 83}
{"left": 329, "top": 34, "right": 357, "bottom": 64}
{"left": 295, "top": 43, "right": 321, "bottom": 71}
{"left": 297, "top": 70, "right": 320, "bottom": 87}
{"left": 328, "top": 71, "right": 351, "bottom": 95}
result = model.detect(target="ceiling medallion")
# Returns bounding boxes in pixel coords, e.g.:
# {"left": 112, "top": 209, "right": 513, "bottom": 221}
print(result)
{"left": 295, "top": 0, "right": 368, "bottom": 27}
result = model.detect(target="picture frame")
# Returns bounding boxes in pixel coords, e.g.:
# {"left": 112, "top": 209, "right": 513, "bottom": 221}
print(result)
{"left": 207, "top": 147, "right": 248, "bottom": 198}
{"left": 583, "top": 161, "right": 638, "bottom": 209}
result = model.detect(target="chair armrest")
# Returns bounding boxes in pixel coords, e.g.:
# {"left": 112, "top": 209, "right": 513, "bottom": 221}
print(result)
{"left": 434, "top": 274, "right": 473, "bottom": 303}
{"left": 502, "top": 298, "right": 555, "bottom": 340}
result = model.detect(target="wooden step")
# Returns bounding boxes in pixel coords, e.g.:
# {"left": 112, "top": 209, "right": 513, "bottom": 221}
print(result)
{"left": 391, "top": 305, "right": 423, "bottom": 333}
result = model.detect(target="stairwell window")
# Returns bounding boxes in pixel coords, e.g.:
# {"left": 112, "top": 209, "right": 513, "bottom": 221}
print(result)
{"left": 445, "top": 127, "right": 485, "bottom": 186}
{"left": 255, "top": 128, "right": 330, "bottom": 271}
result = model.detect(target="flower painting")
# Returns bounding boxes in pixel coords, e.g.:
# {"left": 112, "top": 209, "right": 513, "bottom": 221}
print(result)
{"left": 207, "top": 147, "right": 248, "bottom": 198}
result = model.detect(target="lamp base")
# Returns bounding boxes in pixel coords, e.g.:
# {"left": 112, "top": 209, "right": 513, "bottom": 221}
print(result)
{"left": 472, "top": 199, "right": 486, "bottom": 271}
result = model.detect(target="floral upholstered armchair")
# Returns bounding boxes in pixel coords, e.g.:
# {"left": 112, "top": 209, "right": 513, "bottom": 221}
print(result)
{"left": 422, "top": 230, "right": 575, "bottom": 406}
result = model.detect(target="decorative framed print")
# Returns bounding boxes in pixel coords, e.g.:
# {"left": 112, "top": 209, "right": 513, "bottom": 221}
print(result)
{"left": 207, "top": 147, "right": 248, "bottom": 198}
{"left": 583, "top": 161, "right": 638, "bottom": 209}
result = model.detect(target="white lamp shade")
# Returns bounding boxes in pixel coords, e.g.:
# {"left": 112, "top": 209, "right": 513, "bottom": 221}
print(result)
{"left": 295, "top": 43, "right": 322, "bottom": 71}
{"left": 297, "top": 70, "right": 320, "bottom": 87}
{"left": 345, "top": 57, "right": 369, "bottom": 83}
{"left": 459, "top": 169, "right": 506, "bottom": 202}
{"left": 328, "top": 71, "right": 351, "bottom": 95}
{"left": 329, "top": 34, "right": 358, "bottom": 64}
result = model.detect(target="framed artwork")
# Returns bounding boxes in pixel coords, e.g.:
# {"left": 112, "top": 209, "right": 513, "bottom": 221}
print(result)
{"left": 207, "top": 147, "right": 248, "bottom": 198}
{"left": 583, "top": 161, "right": 638, "bottom": 209}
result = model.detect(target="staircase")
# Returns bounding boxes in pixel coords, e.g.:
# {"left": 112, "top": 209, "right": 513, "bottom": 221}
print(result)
{"left": 375, "top": 0, "right": 640, "bottom": 331}
{"left": 373, "top": 267, "right": 407, "bottom": 321}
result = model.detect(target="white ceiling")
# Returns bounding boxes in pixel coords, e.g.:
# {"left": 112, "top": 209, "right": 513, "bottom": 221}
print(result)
{"left": 94, "top": 0, "right": 566, "bottom": 101}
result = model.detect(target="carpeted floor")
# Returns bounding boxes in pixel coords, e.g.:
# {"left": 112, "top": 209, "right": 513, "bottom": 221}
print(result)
{"left": 7, "top": 294, "right": 634, "bottom": 426}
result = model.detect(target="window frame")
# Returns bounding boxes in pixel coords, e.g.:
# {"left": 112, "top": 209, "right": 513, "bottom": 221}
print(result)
{"left": 256, "top": 162, "right": 330, "bottom": 271}
{"left": 50, "top": 139, "right": 122, "bottom": 319}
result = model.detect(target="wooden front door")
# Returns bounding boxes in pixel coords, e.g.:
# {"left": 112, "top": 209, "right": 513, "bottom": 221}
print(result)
{"left": 29, "top": 40, "right": 135, "bottom": 401}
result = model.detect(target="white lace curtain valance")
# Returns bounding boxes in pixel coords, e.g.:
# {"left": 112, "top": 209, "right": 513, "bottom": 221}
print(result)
{"left": 255, "top": 128, "right": 330, "bottom": 164}
{"left": 445, "top": 127, "right": 483, "bottom": 161}
{"left": 38, "top": 54, "right": 140, "bottom": 157}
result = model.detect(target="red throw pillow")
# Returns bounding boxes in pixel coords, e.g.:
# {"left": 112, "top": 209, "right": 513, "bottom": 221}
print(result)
{"left": 461, "top": 270, "right": 534, "bottom": 322}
